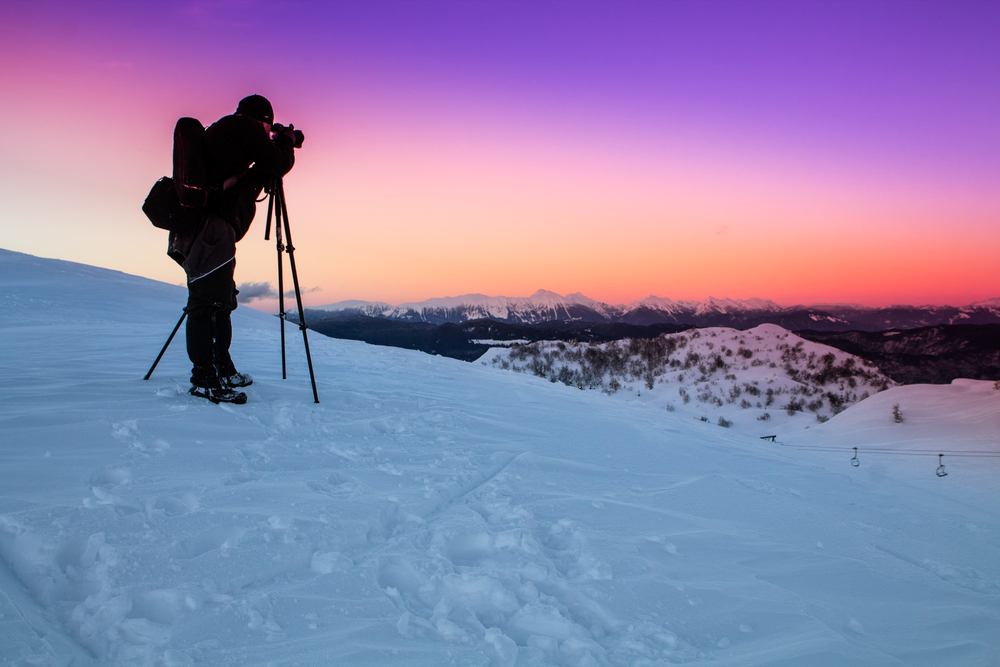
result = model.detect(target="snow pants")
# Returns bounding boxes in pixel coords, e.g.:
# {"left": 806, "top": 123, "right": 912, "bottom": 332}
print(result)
{"left": 186, "top": 259, "right": 239, "bottom": 388}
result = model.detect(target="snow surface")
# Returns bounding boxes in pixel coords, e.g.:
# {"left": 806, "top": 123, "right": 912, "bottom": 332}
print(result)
{"left": 2, "top": 247, "right": 999, "bottom": 666}
{"left": 787, "top": 379, "right": 1000, "bottom": 456}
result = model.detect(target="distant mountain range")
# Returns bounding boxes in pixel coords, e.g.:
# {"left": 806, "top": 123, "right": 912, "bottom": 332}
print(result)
{"left": 308, "top": 290, "right": 1000, "bottom": 332}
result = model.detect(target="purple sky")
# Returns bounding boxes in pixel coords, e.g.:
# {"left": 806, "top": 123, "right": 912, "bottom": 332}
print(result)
{"left": 2, "top": 0, "right": 998, "bottom": 306}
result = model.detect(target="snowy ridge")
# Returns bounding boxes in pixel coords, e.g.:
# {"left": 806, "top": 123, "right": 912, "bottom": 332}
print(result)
{"left": 379, "top": 289, "right": 619, "bottom": 324}
{"left": 692, "top": 296, "right": 784, "bottom": 316}
{"left": 966, "top": 296, "right": 1000, "bottom": 313}
{"left": 313, "top": 290, "right": 1000, "bottom": 329}
{"left": 312, "top": 299, "right": 392, "bottom": 316}
{"left": 316, "top": 292, "right": 788, "bottom": 324}
{"left": 2, "top": 247, "right": 1000, "bottom": 666}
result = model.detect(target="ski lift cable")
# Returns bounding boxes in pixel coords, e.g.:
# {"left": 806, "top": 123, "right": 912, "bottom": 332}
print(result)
{"left": 759, "top": 437, "right": 1000, "bottom": 458}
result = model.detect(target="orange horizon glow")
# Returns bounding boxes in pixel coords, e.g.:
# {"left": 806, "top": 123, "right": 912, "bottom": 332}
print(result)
{"left": 2, "top": 2, "right": 998, "bottom": 311}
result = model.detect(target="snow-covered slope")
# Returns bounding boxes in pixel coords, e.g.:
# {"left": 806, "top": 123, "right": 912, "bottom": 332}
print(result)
{"left": 2, "top": 247, "right": 999, "bottom": 667}
{"left": 482, "top": 324, "right": 894, "bottom": 430}
{"left": 787, "top": 378, "right": 1000, "bottom": 453}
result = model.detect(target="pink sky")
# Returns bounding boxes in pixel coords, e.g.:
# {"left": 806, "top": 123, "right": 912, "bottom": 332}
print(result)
{"left": 1, "top": 0, "right": 998, "bottom": 309}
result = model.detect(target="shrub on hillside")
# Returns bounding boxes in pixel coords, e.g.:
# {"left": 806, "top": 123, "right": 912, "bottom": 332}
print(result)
{"left": 785, "top": 398, "right": 804, "bottom": 415}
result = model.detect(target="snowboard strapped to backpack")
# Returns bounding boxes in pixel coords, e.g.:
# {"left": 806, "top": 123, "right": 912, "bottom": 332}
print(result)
{"left": 142, "top": 117, "right": 210, "bottom": 233}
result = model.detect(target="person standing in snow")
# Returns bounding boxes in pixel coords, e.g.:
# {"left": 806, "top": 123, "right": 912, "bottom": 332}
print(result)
{"left": 167, "top": 95, "right": 299, "bottom": 404}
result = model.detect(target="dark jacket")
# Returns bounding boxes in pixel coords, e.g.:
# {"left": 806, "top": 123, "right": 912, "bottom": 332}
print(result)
{"left": 168, "top": 114, "right": 295, "bottom": 280}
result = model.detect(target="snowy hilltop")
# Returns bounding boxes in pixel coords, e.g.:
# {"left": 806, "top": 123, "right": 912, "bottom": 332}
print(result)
{"left": 2, "top": 247, "right": 999, "bottom": 667}
{"left": 482, "top": 325, "right": 894, "bottom": 430}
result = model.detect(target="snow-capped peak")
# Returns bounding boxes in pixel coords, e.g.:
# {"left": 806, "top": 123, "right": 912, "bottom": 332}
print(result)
{"left": 694, "top": 296, "right": 784, "bottom": 316}
{"left": 312, "top": 299, "right": 391, "bottom": 313}
{"left": 967, "top": 297, "right": 1000, "bottom": 311}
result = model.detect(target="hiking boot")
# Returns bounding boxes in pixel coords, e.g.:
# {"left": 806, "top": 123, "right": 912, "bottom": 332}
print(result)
{"left": 222, "top": 371, "right": 253, "bottom": 388}
{"left": 191, "top": 364, "right": 222, "bottom": 390}
{"left": 190, "top": 386, "right": 247, "bottom": 405}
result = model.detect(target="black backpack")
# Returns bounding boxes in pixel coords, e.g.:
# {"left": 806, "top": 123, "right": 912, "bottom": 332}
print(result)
{"left": 172, "top": 117, "right": 209, "bottom": 207}
{"left": 142, "top": 117, "right": 210, "bottom": 233}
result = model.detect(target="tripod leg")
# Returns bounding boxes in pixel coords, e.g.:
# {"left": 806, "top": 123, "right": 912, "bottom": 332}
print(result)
{"left": 277, "top": 181, "right": 320, "bottom": 404}
{"left": 144, "top": 309, "right": 187, "bottom": 380}
{"left": 264, "top": 177, "right": 275, "bottom": 241}
{"left": 275, "top": 187, "right": 287, "bottom": 379}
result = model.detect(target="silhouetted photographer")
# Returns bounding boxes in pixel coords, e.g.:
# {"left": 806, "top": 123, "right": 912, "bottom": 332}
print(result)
{"left": 144, "top": 95, "right": 303, "bottom": 403}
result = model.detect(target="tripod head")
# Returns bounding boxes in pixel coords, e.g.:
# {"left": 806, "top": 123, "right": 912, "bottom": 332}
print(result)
{"left": 264, "top": 176, "right": 284, "bottom": 242}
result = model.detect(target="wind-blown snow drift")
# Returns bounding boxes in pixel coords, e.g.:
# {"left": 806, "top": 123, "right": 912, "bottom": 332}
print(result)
{"left": 1, "top": 247, "right": 998, "bottom": 667}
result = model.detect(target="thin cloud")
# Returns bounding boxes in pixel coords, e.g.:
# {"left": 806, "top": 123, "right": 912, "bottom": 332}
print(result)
{"left": 284, "top": 286, "right": 322, "bottom": 298}
{"left": 237, "top": 282, "right": 277, "bottom": 302}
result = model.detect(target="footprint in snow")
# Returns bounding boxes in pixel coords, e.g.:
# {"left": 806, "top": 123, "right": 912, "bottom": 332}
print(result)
{"left": 170, "top": 527, "right": 244, "bottom": 559}
{"left": 146, "top": 494, "right": 199, "bottom": 517}
{"left": 223, "top": 471, "right": 260, "bottom": 485}
{"left": 89, "top": 467, "right": 132, "bottom": 487}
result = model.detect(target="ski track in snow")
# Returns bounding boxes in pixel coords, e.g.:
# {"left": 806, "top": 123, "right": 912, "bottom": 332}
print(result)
{"left": 1, "top": 248, "right": 1000, "bottom": 666}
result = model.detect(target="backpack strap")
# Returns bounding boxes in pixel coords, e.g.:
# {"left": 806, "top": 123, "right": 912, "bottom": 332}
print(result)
{"left": 222, "top": 167, "right": 251, "bottom": 192}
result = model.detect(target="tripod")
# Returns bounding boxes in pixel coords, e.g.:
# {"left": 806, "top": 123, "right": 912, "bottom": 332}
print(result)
{"left": 264, "top": 176, "right": 320, "bottom": 403}
{"left": 144, "top": 177, "right": 320, "bottom": 404}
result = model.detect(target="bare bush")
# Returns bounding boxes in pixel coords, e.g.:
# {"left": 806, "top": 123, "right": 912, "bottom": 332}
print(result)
{"left": 785, "top": 397, "right": 804, "bottom": 415}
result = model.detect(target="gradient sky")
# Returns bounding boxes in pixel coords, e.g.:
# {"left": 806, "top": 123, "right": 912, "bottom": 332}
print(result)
{"left": 2, "top": 0, "right": 998, "bottom": 310}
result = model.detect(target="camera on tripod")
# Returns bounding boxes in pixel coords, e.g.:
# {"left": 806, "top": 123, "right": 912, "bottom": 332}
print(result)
{"left": 271, "top": 122, "right": 304, "bottom": 149}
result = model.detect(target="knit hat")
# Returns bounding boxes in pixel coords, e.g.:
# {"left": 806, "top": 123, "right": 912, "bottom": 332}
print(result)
{"left": 236, "top": 95, "right": 274, "bottom": 125}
